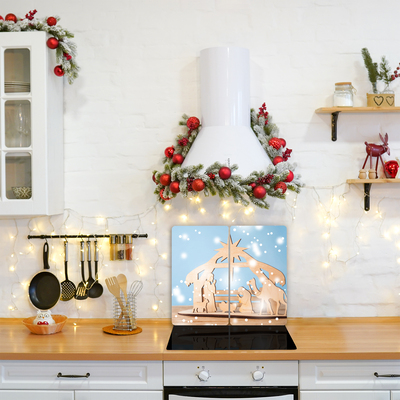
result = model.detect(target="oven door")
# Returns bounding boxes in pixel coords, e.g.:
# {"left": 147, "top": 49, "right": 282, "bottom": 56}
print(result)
{"left": 164, "top": 387, "right": 298, "bottom": 400}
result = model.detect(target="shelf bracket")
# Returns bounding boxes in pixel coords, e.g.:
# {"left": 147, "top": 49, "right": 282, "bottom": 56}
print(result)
{"left": 364, "top": 183, "right": 371, "bottom": 211}
{"left": 331, "top": 111, "right": 341, "bottom": 141}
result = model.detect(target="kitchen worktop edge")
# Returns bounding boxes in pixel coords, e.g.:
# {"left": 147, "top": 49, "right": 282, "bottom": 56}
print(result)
{"left": 1, "top": 317, "right": 400, "bottom": 361}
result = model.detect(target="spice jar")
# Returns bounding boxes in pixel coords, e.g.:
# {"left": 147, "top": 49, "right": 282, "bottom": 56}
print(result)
{"left": 109, "top": 234, "right": 117, "bottom": 261}
{"left": 333, "top": 82, "right": 355, "bottom": 107}
{"left": 117, "top": 234, "right": 125, "bottom": 260}
{"left": 125, "top": 235, "right": 133, "bottom": 260}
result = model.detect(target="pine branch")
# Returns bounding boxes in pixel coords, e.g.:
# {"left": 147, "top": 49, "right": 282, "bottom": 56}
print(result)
{"left": 361, "top": 48, "right": 379, "bottom": 92}
{"left": 379, "top": 56, "right": 392, "bottom": 85}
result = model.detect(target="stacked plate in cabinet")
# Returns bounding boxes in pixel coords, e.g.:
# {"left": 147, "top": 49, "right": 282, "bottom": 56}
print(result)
{"left": 5, "top": 81, "right": 30, "bottom": 93}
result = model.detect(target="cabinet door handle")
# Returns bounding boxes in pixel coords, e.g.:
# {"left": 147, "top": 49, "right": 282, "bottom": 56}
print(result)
{"left": 374, "top": 372, "right": 400, "bottom": 378}
{"left": 57, "top": 372, "right": 90, "bottom": 378}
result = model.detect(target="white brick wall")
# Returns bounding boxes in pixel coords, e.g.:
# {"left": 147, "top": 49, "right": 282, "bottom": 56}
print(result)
{"left": 2, "top": 0, "right": 400, "bottom": 319}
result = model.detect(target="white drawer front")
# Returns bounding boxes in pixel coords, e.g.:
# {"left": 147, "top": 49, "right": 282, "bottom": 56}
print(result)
{"left": 164, "top": 361, "right": 298, "bottom": 386}
{"left": 76, "top": 390, "right": 163, "bottom": 400}
{"left": 0, "top": 361, "right": 162, "bottom": 390}
{"left": 0, "top": 391, "right": 74, "bottom": 400}
{"left": 300, "top": 391, "right": 390, "bottom": 400}
{"left": 392, "top": 391, "right": 400, "bottom": 400}
{"left": 300, "top": 361, "right": 400, "bottom": 390}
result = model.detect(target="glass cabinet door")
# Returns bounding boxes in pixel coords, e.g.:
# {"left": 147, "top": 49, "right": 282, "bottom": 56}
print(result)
{"left": 4, "top": 48, "right": 30, "bottom": 93}
{"left": 1, "top": 46, "right": 32, "bottom": 202}
{"left": 5, "top": 100, "right": 31, "bottom": 148}
{"left": 5, "top": 153, "right": 32, "bottom": 199}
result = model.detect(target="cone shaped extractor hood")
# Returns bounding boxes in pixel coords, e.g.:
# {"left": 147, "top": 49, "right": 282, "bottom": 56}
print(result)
{"left": 182, "top": 47, "right": 272, "bottom": 176}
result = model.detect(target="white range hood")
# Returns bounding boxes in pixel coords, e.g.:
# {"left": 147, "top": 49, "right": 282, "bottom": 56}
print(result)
{"left": 181, "top": 46, "right": 272, "bottom": 177}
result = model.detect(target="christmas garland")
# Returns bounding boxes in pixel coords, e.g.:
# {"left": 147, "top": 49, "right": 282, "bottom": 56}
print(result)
{"left": 0, "top": 11, "right": 78, "bottom": 84}
{"left": 152, "top": 103, "right": 304, "bottom": 210}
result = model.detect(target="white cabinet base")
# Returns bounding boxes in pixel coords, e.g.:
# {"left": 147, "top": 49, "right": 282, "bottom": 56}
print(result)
{"left": 0, "top": 391, "right": 73, "bottom": 400}
{"left": 300, "top": 391, "right": 390, "bottom": 400}
{"left": 76, "top": 391, "right": 163, "bottom": 400}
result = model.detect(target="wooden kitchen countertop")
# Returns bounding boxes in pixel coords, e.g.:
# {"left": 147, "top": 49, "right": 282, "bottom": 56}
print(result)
{"left": 1, "top": 317, "right": 400, "bottom": 361}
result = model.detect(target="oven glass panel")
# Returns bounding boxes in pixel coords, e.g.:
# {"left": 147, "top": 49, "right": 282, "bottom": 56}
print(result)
{"left": 165, "top": 387, "right": 298, "bottom": 400}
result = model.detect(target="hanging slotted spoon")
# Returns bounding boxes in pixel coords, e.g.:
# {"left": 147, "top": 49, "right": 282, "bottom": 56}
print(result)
{"left": 75, "top": 240, "right": 88, "bottom": 300}
{"left": 60, "top": 241, "right": 76, "bottom": 301}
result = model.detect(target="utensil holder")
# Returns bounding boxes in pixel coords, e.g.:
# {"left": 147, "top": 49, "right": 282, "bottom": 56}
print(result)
{"left": 113, "top": 293, "right": 136, "bottom": 331}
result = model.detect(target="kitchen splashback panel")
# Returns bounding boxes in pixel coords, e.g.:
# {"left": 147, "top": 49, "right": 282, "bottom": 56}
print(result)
{"left": 171, "top": 226, "right": 287, "bottom": 326}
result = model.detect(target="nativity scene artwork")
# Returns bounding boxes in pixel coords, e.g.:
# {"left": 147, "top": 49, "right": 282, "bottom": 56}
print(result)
{"left": 171, "top": 226, "right": 288, "bottom": 326}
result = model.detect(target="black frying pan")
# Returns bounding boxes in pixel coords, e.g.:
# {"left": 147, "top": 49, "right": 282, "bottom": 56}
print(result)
{"left": 28, "top": 242, "right": 61, "bottom": 310}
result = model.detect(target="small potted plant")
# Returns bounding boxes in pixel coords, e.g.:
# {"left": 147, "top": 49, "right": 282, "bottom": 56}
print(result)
{"left": 361, "top": 48, "right": 398, "bottom": 107}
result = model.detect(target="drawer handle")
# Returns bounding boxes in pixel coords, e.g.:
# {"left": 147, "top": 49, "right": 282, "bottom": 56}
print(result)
{"left": 57, "top": 373, "right": 90, "bottom": 379}
{"left": 374, "top": 372, "right": 400, "bottom": 378}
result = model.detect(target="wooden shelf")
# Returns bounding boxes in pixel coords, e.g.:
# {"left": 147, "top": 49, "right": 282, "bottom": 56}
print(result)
{"left": 315, "top": 107, "right": 400, "bottom": 141}
{"left": 316, "top": 107, "right": 400, "bottom": 114}
{"left": 347, "top": 178, "right": 400, "bottom": 211}
{"left": 347, "top": 178, "right": 400, "bottom": 184}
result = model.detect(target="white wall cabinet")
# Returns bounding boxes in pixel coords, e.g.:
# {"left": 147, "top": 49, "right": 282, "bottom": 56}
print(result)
{"left": 0, "top": 31, "right": 63, "bottom": 216}
{"left": 300, "top": 360, "right": 400, "bottom": 400}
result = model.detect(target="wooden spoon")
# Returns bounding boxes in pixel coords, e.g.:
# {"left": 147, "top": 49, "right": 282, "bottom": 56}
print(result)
{"left": 117, "top": 274, "right": 128, "bottom": 302}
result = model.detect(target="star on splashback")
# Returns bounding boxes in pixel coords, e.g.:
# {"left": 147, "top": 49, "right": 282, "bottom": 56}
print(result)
{"left": 214, "top": 236, "right": 248, "bottom": 264}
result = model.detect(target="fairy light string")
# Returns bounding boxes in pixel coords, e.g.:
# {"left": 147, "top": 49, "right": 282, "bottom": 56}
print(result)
{"left": 6, "top": 182, "right": 400, "bottom": 315}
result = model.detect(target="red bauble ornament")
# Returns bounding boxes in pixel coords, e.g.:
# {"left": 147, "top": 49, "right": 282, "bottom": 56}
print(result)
{"left": 46, "top": 37, "right": 59, "bottom": 49}
{"left": 285, "top": 170, "right": 294, "bottom": 182}
{"left": 192, "top": 179, "right": 205, "bottom": 192}
{"left": 159, "top": 174, "right": 171, "bottom": 186}
{"left": 273, "top": 156, "right": 283, "bottom": 165}
{"left": 47, "top": 16, "right": 57, "bottom": 26}
{"left": 219, "top": 167, "right": 232, "bottom": 180}
{"left": 63, "top": 52, "right": 72, "bottom": 61}
{"left": 172, "top": 153, "right": 184, "bottom": 164}
{"left": 152, "top": 174, "right": 158, "bottom": 184}
{"left": 280, "top": 138, "right": 286, "bottom": 148}
{"left": 169, "top": 181, "right": 181, "bottom": 193}
{"left": 253, "top": 186, "right": 267, "bottom": 199}
{"left": 274, "top": 182, "right": 287, "bottom": 194}
{"left": 385, "top": 160, "right": 399, "bottom": 178}
{"left": 249, "top": 182, "right": 256, "bottom": 188}
{"left": 268, "top": 137, "right": 282, "bottom": 150}
{"left": 164, "top": 146, "right": 175, "bottom": 158}
{"left": 159, "top": 189, "right": 171, "bottom": 201}
{"left": 5, "top": 13, "right": 17, "bottom": 23}
{"left": 186, "top": 116, "right": 200, "bottom": 131}
{"left": 0, "top": 16, "right": 4, "bottom": 21}
{"left": 54, "top": 65, "right": 64, "bottom": 77}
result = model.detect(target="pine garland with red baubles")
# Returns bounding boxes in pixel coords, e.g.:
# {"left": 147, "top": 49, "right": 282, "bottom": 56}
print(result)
{"left": 0, "top": 10, "right": 79, "bottom": 84}
{"left": 152, "top": 103, "right": 304, "bottom": 210}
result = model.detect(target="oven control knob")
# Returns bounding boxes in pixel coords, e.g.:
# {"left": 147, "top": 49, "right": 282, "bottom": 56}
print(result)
{"left": 252, "top": 370, "right": 264, "bottom": 381}
{"left": 197, "top": 370, "right": 211, "bottom": 381}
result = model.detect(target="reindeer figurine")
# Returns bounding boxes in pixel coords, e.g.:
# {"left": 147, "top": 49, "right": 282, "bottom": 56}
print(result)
{"left": 362, "top": 133, "right": 390, "bottom": 179}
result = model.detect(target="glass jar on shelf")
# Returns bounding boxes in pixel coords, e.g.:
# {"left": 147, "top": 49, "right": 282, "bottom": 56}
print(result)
{"left": 333, "top": 82, "right": 355, "bottom": 107}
